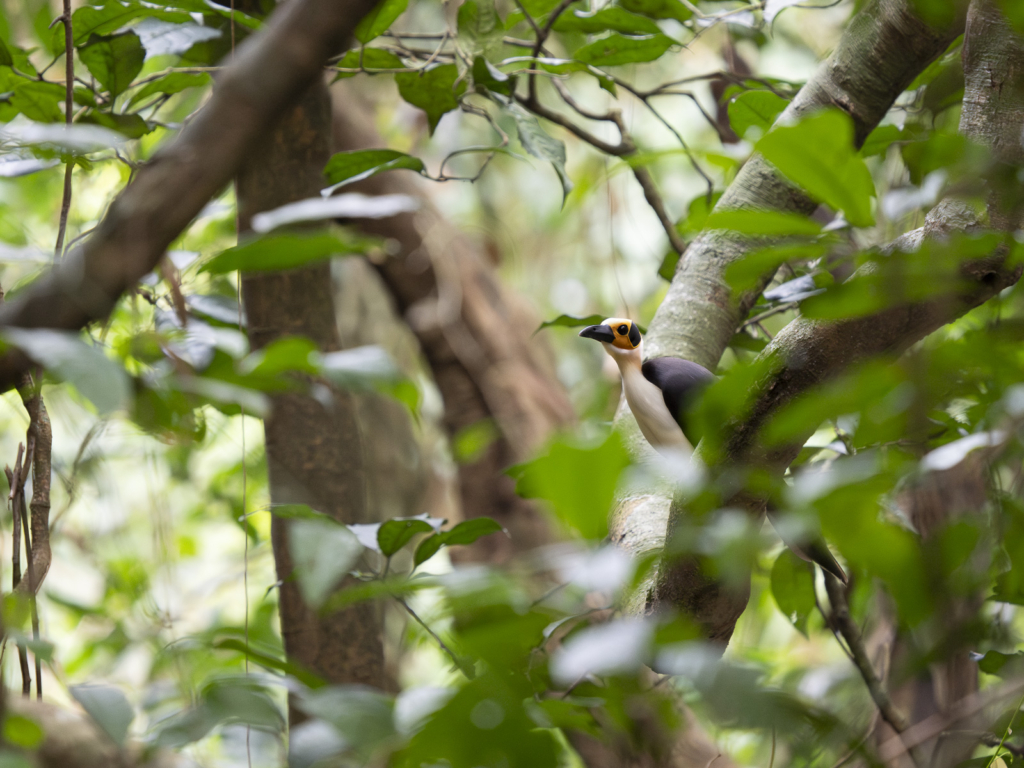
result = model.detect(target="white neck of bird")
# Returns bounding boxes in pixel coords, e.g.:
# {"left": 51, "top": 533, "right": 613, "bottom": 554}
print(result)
{"left": 603, "top": 339, "right": 643, "bottom": 371}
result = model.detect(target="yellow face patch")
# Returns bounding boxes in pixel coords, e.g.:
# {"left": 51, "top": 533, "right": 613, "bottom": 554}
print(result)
{"left": 603, "top": 317, "right": 640, "bottom": 350}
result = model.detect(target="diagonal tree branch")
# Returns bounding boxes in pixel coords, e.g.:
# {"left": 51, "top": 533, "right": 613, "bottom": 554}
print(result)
{"left": 0, "top": 0, "right": 380, "bottom": 392}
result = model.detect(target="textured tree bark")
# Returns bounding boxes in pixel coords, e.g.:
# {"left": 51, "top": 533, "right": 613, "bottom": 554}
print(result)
{"left": 329, "top": 86, "right": 575, "bottom": 558}
{"left": 0, "top": 0, "right": 379, "bottom": 393}
{"left": 613, "top": 0, "right": 967, "bottom": 641}
{"left": 237, "top": 82, "right": 384, "bottom": 698}
{"left": 662, "top": 0, "right": 1023, "bottom": 661}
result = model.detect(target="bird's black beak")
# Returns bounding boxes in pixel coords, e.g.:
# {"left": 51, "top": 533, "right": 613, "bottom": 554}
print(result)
{"left": 579, "top": 324, "right": 615, "bottom": 343}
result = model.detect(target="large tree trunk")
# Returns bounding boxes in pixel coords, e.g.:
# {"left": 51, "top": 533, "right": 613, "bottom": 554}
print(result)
{"left": 237, "top": 81, "right": 385, "bottom": 699}
{"left": 329, "top": 84, "right": 575, "bottom": 559}
{"left": 614, "top": 0, "right": 966, "bottom": 642}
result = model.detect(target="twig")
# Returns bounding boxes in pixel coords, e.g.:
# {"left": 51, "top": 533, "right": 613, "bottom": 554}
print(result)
{"left": 54, "top": 0, "right": 74, "bottom": 260}
{"left": 985, "top": 689, "right": 1024, "bottom": 768}
{"left": 5, "top": 449, "right": 30, "bottom": 696}
{"left": 633, "top": 166, "right": 688, "bottom": 255}
{"left": 879, "top": 678, "right": 1024, "bottom": 762}
{"left": 823, "top": 574, "right": 910, "bottom": 736}
{"left": 395, "top": 596, "right": 474, "bottom": 678}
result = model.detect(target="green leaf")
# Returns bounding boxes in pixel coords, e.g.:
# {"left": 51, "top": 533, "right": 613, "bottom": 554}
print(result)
{"left": 214, "top": 638, "right": 327, "bottom": 689}
{"left": 70, "top": 684, "right": 134, "bottom": 746}
{"left": 706, "top": 210, "right": 822, "bottom": 237}
{"left": 414, "top": 517, "right": 506, "bottom": 565}
{"left": 508, "top": 103, "right": 572, "bottom": 202}
{"left": 729, "top": 332, "right": 767, "bottom": 352}
{"left": 574, "top": 33, "right": 673, "bottom": 67}
{"left": 323, "top": 148, "right": 425, "bottom": 187}
{"left": 10, "top": 81, "right": 65, "bottom": 123}
{"left": 756, "top": 109, "right": 876, "bottom": 228}
{"left": 269, "top": 504, "right": 332, "bottom": 521}
{"left": 377, "top": 518, "right": 435, "bottom": 557}
{"left": 70, "top": 1, "right": 190, "bottom": 44}
{"left": 770, "top": 549, "right": 816, "bottom": 636}
{"left": 441, "top": 517, "right": 504, "bottom": 546}
{"left": 296, "top": 686, "right": 396, "bottom": 752}
{"left": 2, "top": 716, "right": 42, "bottom": 750}
{"left": 554, "top": 7, "right": 661, "bottom": 34}
{"left": 998, "top": 0, "right": 1024, "bottom": 36}
{"left": 395, "top": 64, "right": 466, "bottom": 134}
{"left": 80, "top": 111, "right": 150, "bottom": 139}
{"left": 459, "top": 0, "right": 502, "bottom": 58}
{"left": 725, "top": 242, "right": 828, "bottom": 294}
{"left": 617, "top": 0, "right": 692, "bottom": 23}
{"left": 201, "top": 232, "right": 358, "bottom": 274}
{"left": 332, "top": 48, "right": 404, "bottom": 79}
{"left": 289, "top": 518, "right": 364, "bottom": 608}
{"left": 128, "top": 71, "right": 211, "bottom": 108}
{"left": 355, "top": 0, "right": 409, "bottom": 43}
{"left": 537, "top": 313, "right": 606, "bottom": 332}
{"left": 976, "top": 650, "right": 1024, "bottom": 677}
{"left": 472, "top": 56, "right": 514, "bottom": 95}
{"left": 860, "top": 124, "right": 905, "bottom": 158}
{"left": 728, "top": 91, "right": 789, "bottom": 139}
{"left": 239, "top": 336, "right": 319, "bottom": 377}
{"left": 2, "top": 328, "right": 132, "bottom": 415}
{"left": 453, "top": 419, "right": 500, "bottom": 463}
{"left": 0, "top": 38, "right": 13, "bottom": 68}
{"left": 509, "top": 432, "right": 630, "bottom": 540}
{"left": 80, "top": 32, "right": 145, "bottom": 98}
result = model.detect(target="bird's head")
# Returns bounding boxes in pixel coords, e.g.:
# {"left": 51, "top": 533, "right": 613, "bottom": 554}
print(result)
{"left": 579, "top": 317, "right": 642, "bottom": 360}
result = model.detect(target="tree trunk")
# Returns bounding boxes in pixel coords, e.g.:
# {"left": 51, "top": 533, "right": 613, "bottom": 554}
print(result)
{"left": 237, "top": 81, "right": 384, "bottom": 699}
{"left": 329, "top": 84, "right": 575, "bottom": 559}
{"left": 613, "top": 0, "right": 966, "bottom": 642}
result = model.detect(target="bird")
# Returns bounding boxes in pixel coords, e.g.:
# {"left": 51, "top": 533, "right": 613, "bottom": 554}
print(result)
{"left": 580, "top": 317, "right": 847, "bottom": 584}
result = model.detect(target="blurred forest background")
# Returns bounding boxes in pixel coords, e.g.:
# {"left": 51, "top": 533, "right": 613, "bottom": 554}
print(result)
{"left": 0, "top": 0, "right": 1019, "bottom": 766}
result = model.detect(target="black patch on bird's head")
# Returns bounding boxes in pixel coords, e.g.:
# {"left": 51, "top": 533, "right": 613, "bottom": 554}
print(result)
{"left": 627, "top": 322, "right": 641, "bottom": 348}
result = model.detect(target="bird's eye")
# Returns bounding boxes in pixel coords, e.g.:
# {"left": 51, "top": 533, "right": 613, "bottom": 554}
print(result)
{"left": 617, "top": 325, "right": 628, "bottom": 335}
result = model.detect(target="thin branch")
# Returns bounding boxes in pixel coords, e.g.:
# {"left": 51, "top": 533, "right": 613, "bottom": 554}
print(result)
{"left": 633, "top": 165, "right": 688, "bottom": 255}
{"left": 823, "top": 574, "right": 910, "bottom": 737}
{"left": 395, "top": 596, "right": 473, "bottom": 678}
{"left": 54, "top": 0, "right": 74, "bottom": 261}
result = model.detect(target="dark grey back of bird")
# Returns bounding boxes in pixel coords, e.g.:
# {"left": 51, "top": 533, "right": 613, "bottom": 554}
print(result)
{"left": 641, "top": 357, "right": 715, "bottom": 442}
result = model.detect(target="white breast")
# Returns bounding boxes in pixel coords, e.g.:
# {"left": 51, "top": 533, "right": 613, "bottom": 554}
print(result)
{"left": 619, "top": 363, "right": 692, "bottom": 453}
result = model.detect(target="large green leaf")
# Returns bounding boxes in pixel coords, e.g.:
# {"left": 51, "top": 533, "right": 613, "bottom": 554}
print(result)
{"left": 508, "top": 103, "right": 572, "bottom": 202}
{"left": 70, "top": 685, "right": 134, "bottom": 746}
{"left": 509, "top": 433, "right": 630, "bottom": 540}
{"left": 80, "top": 32, "right": 145, "bottom": 97}
{"left": 201, "top": 232, "right": 359, "bottom": 274}
{"left": 770, "top": 549, "right": 816, "bottom": 637}
{"left": 756, "top": 109, "right": 876, "bottom": 228}
{"left": 395, "top": 64, "right": 466, "bottom": 134}
{"left": 727, "top": 90, "right": 789, "bottom": 139}
{"left": 355, "top": 0, "right": 409, "bottom": 43}
{"left": 323, "top": 149, "right": 425, "bottom": 188}
{"left": 617, "top": 0, "right": 691, "bottom": 23}
{"left": 289, "top": 518, "right": 364, "bottom": 608}
{"left": 2, "top": 328, "right": 132, "bottom": 415}
{"left": 69, "top": 1, "right": 191, "bottom": 44}
{"left": 10, "top": 81, "right": 65, "bottom": 122}
{"left": 706, "top": 210, "right": 822, "bottom": 237}
{"left": 554, "top": 7, "right": 661, "bottom": 34}
{"left": 574, "top": 33, "right": 674, "bottom": 67}
{"left": 537, "top": 313, "right": 606, "bottom": 332}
